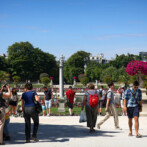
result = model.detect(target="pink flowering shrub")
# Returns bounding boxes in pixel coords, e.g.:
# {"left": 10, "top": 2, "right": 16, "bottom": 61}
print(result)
{"left": 73, "top": 77, "right": 77, "bottom": 80}
{"left": 126, "top": 60, "right": 147, "bottom": 76}
{"left": 50, "top": 77, "right": 54, "bottom": 80}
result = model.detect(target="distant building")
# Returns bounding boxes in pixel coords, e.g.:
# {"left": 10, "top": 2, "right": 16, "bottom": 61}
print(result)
{"left": 139, "top": 52, "right": 147, "bottom": 61}
{"left": 89, "top": 53, "right": 108, "bottom": 64}
{"left": 84, "top": 53, "right": 108, "bottom": 71}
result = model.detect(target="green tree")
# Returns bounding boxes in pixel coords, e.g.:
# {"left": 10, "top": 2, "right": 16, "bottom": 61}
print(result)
{"left": 109, "top": 54, "right": 140, "bottom": 69}
{"left": 0, "top": 55, "right": 8, "bottom": 72}
{"left": 12, "top": 76, "right": 21, "bottom": 87}
{"left": 7, "top": 42, "right": 58, "bottom": 82}
{"left": 78, "top": 74, "right": 86, "bottom": 81}
{"left": 103, "top": 76, "right": 112, "bottom": 84}
{"left": 40, "top": 73, "right": 49, "bottom": 80}
{"left": 41, "top": 77, "right": 50, "bottom": 86}
{"left": 80, "top": 77, "right": 89, "bottom": 86}
{"left": 100, "top": 66, "right": 118, "bottom": 82}
{"left": 0, "top": 71, "right": 10, "bottom": 85}
{"left": 64, "top": 51, "right": 90, "bottom": 83}
{"left": 85, "top": 61, "right": 102, "bottom": 82}
{"left": 117, "top": 67, "right": 130, "bottom": 88}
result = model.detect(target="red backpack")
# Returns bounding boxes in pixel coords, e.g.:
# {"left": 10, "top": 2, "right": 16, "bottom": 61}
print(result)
{"left": 88, "top": 91, "right": 99, "bottom": 107}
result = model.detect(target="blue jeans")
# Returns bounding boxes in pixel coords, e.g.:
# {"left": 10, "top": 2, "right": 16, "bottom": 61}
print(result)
{"left": 4, "top": 118, "right": 10, "bottom": 135}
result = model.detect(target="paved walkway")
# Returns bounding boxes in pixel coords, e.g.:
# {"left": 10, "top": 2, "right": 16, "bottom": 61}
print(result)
{"left": 5, "top": 116, "right": 147, "bottom": 147}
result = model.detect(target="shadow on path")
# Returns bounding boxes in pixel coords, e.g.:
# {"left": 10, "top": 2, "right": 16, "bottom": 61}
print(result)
{"left": 6, "top": 122, "right": 121, "bottom": 145}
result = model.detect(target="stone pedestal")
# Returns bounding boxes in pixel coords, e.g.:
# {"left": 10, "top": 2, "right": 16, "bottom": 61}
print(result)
{"left": 58, "top": 99, "right": 65, "bottom": 112}
{"left": 73, "top": 80, "right": 76, "bottom": 88}
{"left": 50, "top": 80, "right": 53, "bottom": 87}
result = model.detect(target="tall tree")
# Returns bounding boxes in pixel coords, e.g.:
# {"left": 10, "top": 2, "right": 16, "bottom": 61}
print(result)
{"left": 64, "top": 51, "right": 90, "bottom": 83}
{"left": 85, "top": 61, "right": 102, "bottom": 82}
{"left": 100, "top": 66, "right": 118, "bottom": 82}
{"left": 7, "top": 42, "right": 58, "bottom": 82}
{"left": 0, "top": 55, "right": 8, "bottom": 71}
{"left": 109, "top": 54, "right": 140, "bottom": 69}
{"left": 0, "top": 71, "right": 10, "bottom": 85}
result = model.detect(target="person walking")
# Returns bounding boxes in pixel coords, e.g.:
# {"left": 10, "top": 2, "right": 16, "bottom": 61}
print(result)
{"left": 82, "top": 83, "right": 99, "bottom": 133}
{"left": 9, "top": 88, "right": 18, "bottom": 116}
{"left": 97, "top": 82, "right": 121, "bottom": 130}
{"left": 117, "top": 86, "right": 126, "bottom": 116}
{"left": 0, "top": 85, "right": 11, "bottom": 145}
{"left": 43, "top": 86, "right": 53, "bottom": 116}
{"left": 123, "top": 81, "right": 142, "bottom": 138}
{"left": 66, "top": 86, "right": 76, "bottom": 116}
{"left": 21, "top": 83, "right": 40, "bottom": 143}
{"left": 98, "top": 86, "right": 106, "bottom": 115}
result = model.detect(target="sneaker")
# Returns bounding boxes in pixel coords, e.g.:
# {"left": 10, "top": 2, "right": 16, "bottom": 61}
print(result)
{"left": 136, "top": 133, "right": 142, "bottom": 138}
{"left": 115, "top": 127, "right": 122, "bottom": 130}
{"left": 26, "top": 140, "right": 30, "bottom": 143}
{"left": 97, "top": 124, "right": 100, "bottom": 129}
{"left": 32, "top": 137, "right": 39, "bottom": 142}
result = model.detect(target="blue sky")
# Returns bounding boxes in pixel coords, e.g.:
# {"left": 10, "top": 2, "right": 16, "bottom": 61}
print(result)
{"left": 0, "top": 0, "right": 147, "bottom": 60}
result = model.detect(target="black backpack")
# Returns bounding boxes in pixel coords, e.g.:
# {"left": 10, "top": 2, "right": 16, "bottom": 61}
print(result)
{"left": 99, "top": 90, "right": 103, "bottom": 97}
{"left": 102, "top": 91, "right": 112, "bottom": 108}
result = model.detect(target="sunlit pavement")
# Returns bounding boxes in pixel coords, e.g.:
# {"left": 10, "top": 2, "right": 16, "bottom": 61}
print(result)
{"left": 5, "top": 115, "right": 147, "bottom": 147}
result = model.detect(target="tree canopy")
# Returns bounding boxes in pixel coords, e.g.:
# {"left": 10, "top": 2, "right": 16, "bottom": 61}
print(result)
{"left": 64, "top": 51, "right": 90, "bottom": 83}
{"left": 7, "top": 41, "right": 58, "bottom": 82}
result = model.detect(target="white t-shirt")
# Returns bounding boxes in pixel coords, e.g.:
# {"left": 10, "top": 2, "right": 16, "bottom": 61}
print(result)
{"left": 11, "top": 94, "right": 17, "bottom": 101}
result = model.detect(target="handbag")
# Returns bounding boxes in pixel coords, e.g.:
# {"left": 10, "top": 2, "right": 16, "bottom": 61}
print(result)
{"left": 129, "top": 88, "right": 141, "bottom": 111}
{"left": 32, "top": 92, "right": 42, "bottom": 114}
{"left": 79, "top": 110, "right": 87, "bottom": 123}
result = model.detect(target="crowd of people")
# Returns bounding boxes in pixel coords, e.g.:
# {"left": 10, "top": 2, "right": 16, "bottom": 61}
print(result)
{"left": 0, "top": 80, "right": 143, "bottom": 145}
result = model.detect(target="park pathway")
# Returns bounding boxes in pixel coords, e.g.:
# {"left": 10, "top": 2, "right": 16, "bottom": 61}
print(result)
{"left": 5, "top": 116, "right": 147, "bottom": 147}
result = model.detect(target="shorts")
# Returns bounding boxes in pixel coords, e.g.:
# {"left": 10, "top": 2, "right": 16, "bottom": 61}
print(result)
{"left": 42, "top": 105, "right": 46, "bottom": 111}
{"left": 67, "top": 102, "right": 73, "bottom": 109}
{"left": 45, "top": 100, "right": 52, "bottom": 109}
{"left": 127, "top": 106, "right": 139, "bottom": 118}
{"left": 9, "top": 100, "right": 17, "bottom": 106}
{"left": 99, "top": 100, "right": 104, "bottom": 108}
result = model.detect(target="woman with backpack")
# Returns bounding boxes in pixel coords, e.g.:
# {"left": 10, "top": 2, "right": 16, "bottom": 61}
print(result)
{"left": 82, "top": 83, "right": 100, "bottom": 133}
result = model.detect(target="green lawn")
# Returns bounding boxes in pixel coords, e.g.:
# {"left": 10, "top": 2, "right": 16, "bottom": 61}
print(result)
{"left": 49, "top": 107, "right": 122, "bottom": 116}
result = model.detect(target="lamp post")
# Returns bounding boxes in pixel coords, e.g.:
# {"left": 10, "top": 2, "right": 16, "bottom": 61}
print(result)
{"left": 58, "top": 55, "right": 65, "bottom": 112}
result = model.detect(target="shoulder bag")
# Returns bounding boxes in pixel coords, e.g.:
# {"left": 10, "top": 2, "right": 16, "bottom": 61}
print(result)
{"left": 32, "top": 91, "right": 42, "bottom": 114}
{"left": 129, "top": 88, "right": 141, "bottom": 111}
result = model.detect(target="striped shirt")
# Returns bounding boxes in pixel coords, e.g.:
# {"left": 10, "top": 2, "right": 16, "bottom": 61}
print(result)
{"left": 124, "top": 87, "right": 142, "bottom": 107}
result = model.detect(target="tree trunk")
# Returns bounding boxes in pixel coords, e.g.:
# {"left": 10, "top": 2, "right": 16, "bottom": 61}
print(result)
{"left": 136, "top": 72, "right": 144, "bottom": 88}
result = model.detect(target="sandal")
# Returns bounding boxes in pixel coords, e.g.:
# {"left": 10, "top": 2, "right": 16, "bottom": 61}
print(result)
{"left": 136, "top": 133, "right": 142, "bottom": 138}
{"left": 128, "top": 133, "right": 133, "bottom": 136}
